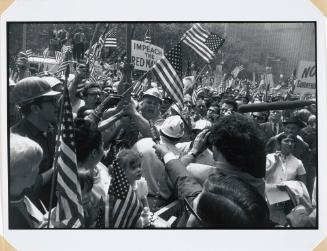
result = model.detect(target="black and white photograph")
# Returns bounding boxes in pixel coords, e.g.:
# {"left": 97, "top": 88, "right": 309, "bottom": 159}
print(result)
{"left": 6, "top": 21, "right": 318, "bottom": 230}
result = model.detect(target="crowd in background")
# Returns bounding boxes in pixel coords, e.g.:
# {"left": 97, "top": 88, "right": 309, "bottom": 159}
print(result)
{"left": 8, "top": 32, "right": 317, "bottom": 229}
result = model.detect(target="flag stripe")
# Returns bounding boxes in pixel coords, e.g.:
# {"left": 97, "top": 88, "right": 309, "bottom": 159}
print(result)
{"left": 182, "top": 23, "right": 224, "bottom": 63}
{"left": 126, "top": 195, "right": 140, "bottom": 228}
{"left": 121, "top": 188, "right": 138, "bottom": 227}
{"left": 113, "top": 188, "right": 133, "bottom": 227}
{"left": 183, "top": 38, "right": 213, "bottom": 62}
{"left": 153, "top": 57, "right": 184, "bottom": 106}
{"left": 184, "top": 30, "right": 214, "bottom": 58}
{"left": 57, "top": 173, "right": 84, "bottom": 216}
{"left": 58, "top": 155, "right": 79, "bottom": 191}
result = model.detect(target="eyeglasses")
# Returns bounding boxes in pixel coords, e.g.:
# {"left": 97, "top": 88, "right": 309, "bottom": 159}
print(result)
{"left": 183, "top": 197, "right": 205, "bottom": 226}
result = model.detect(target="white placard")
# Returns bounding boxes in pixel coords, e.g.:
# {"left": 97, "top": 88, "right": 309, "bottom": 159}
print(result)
{"left": 131, "top": 40, "right": 164, "bottom": 71}
{"left": 295, "top": 60, "right": 316, "bottom": 98}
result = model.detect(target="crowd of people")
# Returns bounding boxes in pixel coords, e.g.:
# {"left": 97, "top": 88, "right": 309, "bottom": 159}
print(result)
{"left": 8, "top": 44, "right": 317, "bottom": 229}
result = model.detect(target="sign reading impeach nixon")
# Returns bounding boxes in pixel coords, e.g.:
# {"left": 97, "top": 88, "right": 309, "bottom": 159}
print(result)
{"left": 295, "top": 60, "right": 316, "bottom": 97}
{"left": 131, "top": 40, "right": 164, "bottom": 71}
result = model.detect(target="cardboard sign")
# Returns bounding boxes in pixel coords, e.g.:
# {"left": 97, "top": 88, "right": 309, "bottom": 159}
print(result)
{"left": 131, "top": 40, "right": 164, "bottom": 71}
{"left": 295, "top": 60, "right": 316, "bottom": 98}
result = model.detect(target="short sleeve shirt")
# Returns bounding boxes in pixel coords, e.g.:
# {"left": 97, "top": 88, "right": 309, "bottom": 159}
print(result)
{"left": 266, "top": 153, "right": 306, "bottom": 184}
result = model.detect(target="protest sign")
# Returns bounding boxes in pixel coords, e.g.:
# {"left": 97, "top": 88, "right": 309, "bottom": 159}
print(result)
{"left": 295, "top": 60, "right": 316, "bottom": 98}
{"left": 131, "top": 40, "right": 164, "bottom": 71}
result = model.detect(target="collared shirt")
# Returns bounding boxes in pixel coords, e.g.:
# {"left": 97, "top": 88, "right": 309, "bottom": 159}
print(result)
{"left": 266, "top": 153, "right": 306, "bottom": 184}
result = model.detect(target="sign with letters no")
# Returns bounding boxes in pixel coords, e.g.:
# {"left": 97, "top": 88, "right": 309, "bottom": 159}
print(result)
{"left": 295, "top": 60, "right": 316, "bottom": 98}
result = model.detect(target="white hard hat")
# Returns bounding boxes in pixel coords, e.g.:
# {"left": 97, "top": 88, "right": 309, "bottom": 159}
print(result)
{"left": 142, "top": 87, "right": 162, "bottom": 102}
{"left": 160, "top": 115, "right": 184, "bottom": 139}
{"left": 193, "top": 119, "right": 212, "bottom": 130}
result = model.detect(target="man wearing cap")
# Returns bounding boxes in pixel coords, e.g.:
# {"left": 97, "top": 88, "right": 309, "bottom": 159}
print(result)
{"left": 132, "top": 115, "right": 185, "bottom": 211}
{"left": 11, "top": 77, "right": 61, "bottom": 210}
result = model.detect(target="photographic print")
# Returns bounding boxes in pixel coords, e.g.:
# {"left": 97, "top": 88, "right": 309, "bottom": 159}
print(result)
{"left": 7, "top": 21, "right": 317, "bottom": 230}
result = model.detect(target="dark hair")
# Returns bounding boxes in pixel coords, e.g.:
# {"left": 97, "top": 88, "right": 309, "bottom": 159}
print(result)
{"left": 276, "top": 133, "right": 297, "bottom": 144}
{"left": 197, "top": 173, "right": 270, "bottom": 228}
{"left": 74, "top": 118, "right": 102, "bottom": 163}
{"left": 220, "top": 98, "right": 238, "bottom": 112}
{"left": 210, "top": 113, "right": 266, "bottom": 178}
{"left": 82, "top": 82, "right": 101, "bottom": 97}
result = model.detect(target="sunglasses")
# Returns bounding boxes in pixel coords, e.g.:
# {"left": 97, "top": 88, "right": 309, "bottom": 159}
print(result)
{"left": 183, "top": 198, "right": 205, "bottom": 226}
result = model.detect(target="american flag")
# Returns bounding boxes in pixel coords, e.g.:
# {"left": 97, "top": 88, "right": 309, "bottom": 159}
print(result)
{"left": 152, "top": 43, "right": 184, "bottom": 107}
{"left": 62, "top": 45, "right": 73, "bottom": 54}
{"left": 55, "top": 85, "right": 84, "bottom": 228}
{"left": 144, "top": 29, "right": 151, "bottom": 44}
{"left": 108, "top": 160, "right": 142, "bottom": 228}
{"left": 182, "top": 23, "right": 225, "bottom": 63}
{"left": 104, "top": 28, "right": 117, "bottom": 48}
{"left": 231, "top": 65, "right": 245, "bottom": 78}
{"left": 25, "top": 49, "right": 33, "bottom": 58}
{"left": 56, "top": 60, "right": 75, "bottom": 76}
{"left": 55, "top": 51, "right": 63, "bottom": 63}
{"left": 132, "top": 80, "right": 144, "bottom": 100}
{"left": 192, "top": 85, "right": 205, "bottom": 104}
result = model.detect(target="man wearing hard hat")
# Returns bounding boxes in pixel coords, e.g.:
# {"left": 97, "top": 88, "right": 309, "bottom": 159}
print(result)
{"left": 132, "top": 115, "right": 185, "bottom": 211}
{"left": 11, "top": 77, "right": 61, "bottom": 210}
{"left": 123, "top": 87, "right": 164, "bottom": 138}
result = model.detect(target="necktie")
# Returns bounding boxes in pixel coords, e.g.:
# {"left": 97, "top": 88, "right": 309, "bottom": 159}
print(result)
{"left": 273, "top": 123, "right": 278, "bottom": 134}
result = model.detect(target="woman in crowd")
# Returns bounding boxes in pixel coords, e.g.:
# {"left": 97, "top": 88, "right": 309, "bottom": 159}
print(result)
{"left": 74, "top": 118, "right": 110, "bottom": 227}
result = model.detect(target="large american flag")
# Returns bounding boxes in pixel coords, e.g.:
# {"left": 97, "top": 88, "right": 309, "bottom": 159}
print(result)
{"left": 108, "top": 160, "right": 142, "bottom": 228}
{"left": 104, "top": 28, "right": 117, "bottom": 48}
{"left": 55, "top": 85, "right": 84, "bottom": 228}
{"left": 144, "top": 29, "right": 151, "bottom": 44}
{"left": 182, "top": 23, "right": 225, "bottom": 63}
{"left": 152, "top": 43, "right": 184, "bottom": 107}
